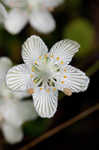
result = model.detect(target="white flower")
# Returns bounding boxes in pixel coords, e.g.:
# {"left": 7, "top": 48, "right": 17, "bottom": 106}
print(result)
{"left": 0, "top": 57, "right": 38, "bottom": 144}
{"left": 6, "top": 36, "right": 90, "bottom": 118}
{"left": 0, "top": 0, "right": 64, "bottom": 34}
{"left": 0, "top": 3, "right": 8, "bottom": 24}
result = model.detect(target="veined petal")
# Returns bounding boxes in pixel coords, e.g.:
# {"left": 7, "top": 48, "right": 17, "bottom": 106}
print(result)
{"left": 6, "top": 64, "right": 32, "bottom": 92}
{"left": 29, "top": 9, "right": 56, "bottom": 34}
{"left": 4, "top": 8, "right": 28, "bottom": 34}
{"left": 55, "top": 65, "right": 89, "bottom": 93}
{"left": 1, "top": 123, "right": 23, "bottom": 144}
{"left": 0, "top": 3, "right": 8, "bottom": 23}
{"left": 3, "top": 0, "right": 26, "bottom": 8}
{"left": 0, "top": 57, "right": 12, "bottom": 87}
{"left": 44, "top": 0, "right": 64, "bottom": 8}
{"left": 49, "top": 39, "right": 80, "bottom": 66}
{"left": 1, "top": 100, "right": 37, "bottom": 127}
{"left": 22, "top": 35, "right": 48, "bottom": 64}
{"left": 33, "top": 87, "right": 58, "bottom": 118}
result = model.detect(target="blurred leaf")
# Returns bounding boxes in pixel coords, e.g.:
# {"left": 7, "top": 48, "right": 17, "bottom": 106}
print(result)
{"left": 67, "top": 0, "right": 82, "bottom": 9}
{"left": 86, "top": 61, "right": 99, "bottom": 76}
{"left": 6, "top": 36, "right": 21, "bottom": 63}
{"left": 23, "top": 118, "right": 51, "bottom": 138}
{"left": 63, "top": 18, "right": 94, "bottom": 58}
{"left": 59, "top": 91, "right": 65, "bottom": 101}
{"left": 65, "top": 0, "right": 83, "bottom": 14}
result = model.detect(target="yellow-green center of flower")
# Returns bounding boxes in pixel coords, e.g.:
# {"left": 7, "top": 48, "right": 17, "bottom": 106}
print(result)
{"left": 31, "top": 55, "right": 60, "bottom": 87}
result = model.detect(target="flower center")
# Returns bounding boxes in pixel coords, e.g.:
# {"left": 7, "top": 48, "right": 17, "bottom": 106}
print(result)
{"left": 31, "top": 55, "right": 60, "bottom": 87}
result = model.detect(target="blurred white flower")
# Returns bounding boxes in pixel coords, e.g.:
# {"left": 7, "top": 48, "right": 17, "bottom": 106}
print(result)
{"left": 0, "top": 57, "right": 38, "bottom": 144}
{"left": 0, "top": 0, "right": 64, "bottom": 34}
{"left": 0, "top": 3, "right": 8, "bottom": 24}
{"left": 6, "top": 35, "right": 90, "bottom": 118}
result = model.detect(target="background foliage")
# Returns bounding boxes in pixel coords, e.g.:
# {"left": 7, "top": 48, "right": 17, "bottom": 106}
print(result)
{"left": 0, "top": 0, "right": 99, "bottom": 149}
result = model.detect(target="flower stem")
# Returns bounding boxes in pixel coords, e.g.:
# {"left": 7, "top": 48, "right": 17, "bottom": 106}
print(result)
{"left": 20, "top": 103, "right": 99, "bottom": 150}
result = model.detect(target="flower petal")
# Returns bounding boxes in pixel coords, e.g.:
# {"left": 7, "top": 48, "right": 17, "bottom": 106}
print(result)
{"left": 0, "top": 3, "right": 8, "bottom": 23}
{"left": 4, "top": 8, "right": 28, "bottom": 34}
{"left": 54, "top": 65, "right": 89, "bottom": 93}
{"left": 22, "top": 35, "right": 48, "bottom": 64}
{"left": 29, "top": 9, "right": 56, "bottom": 34}
{"left": 1, "top": 123, "right": 23, "bottom": 144}
{"left": 44, "top": 0, "right": 64, "bottom": 8}
{"left": 3, "top": 0, "right": 26, "bottom": 8}
{"left": 49, "top": 39, "right": 80, "bottom": 66}
{"left": 6, "top": 64, "right": 32, "bottom": 92}
{"left": 0, "top": 100, "right": 24, "bottom": 127}
{"left": 33, "top": 87, "right": 58, "bottom": 118}
{"left": 0, "top": 57, "right": 12, "bottom": 87}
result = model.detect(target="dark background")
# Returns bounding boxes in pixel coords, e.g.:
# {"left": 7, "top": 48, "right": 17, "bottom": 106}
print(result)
{"left": 0, "top": 0, "right": 99, "bottom": 149}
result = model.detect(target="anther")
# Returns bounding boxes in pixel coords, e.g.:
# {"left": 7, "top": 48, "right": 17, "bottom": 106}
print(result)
{"left": 53, "top": 88, "right": 56, "bottom": 91}
{"left": 61, "top": 81, "right": 64, "bottom": 84}
{"left": 30, "top": 74, "right": 34, "bottom": 78}
{"left": 63, "top": 88, "right": 72, "bottom": 96}
{"left": 60, "top": 61, "right": 64, "bottom": 65}
{"left": 46, "top": 89, "right": 50, "bottom": 93}
{"left": 64, "top": 75, "right": 67, "bottom": 79}
{"left": 64, "top": 69, "right": 66, "bottom": 72}
{"left": 40, "top": 87, "right": 43, "bottom": 91}
{"left": 27, "top": 88, "right": 34, "bottom": 94}
{"left": 48, "top": 7, "right": 54, "bottom": 12}
{"left": 56, "top": 57, "right": 60, "bottom": 61}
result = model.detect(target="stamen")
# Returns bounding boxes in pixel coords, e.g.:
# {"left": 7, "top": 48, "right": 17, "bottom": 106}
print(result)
{"left": 61, "top": 81, "right": 64, "bottom": 84}
{"left": 48, "top": 79, "right": 55, "bottom": 86}
{"left": 64, "top": 69, "right": 66, "bottom": 72}
{"left": 54, "top": 64, "right": 60, "bottom": 72}
{"left": 30, "top": 74, "right": 34, "bottom": 78}
{"left": 32, "top": 65, "right": 40, "bottom": 73}
{"left": 46, "top": 89, "right": 50, "bottom": 93}
{"left": 60, "top": 61, "right": 64, "bottom": 65}
{"left": 53, "top": 78, "right": 57, "bottom": 82}
{"left": 40, "top": 87, "right": 43, "bottom": 90}
{"left": 43, "top": 54, "right": 49, "bottom": 64}
{"left": 39, "top": 56, "right": 42, "bottom": 59}
{"left": 35, "top": 61, "right": 38, "bottom": 65}
{"left": 33, "top": 77, "right": 40, "bottom": 84}
{"left": 50, "top": 54, "right": 54, "bottom": 58}
{"left": 64, "top": 75, "right": 67, "bottom": 79}
{"left": 32, "top": 67, "right": 34, "bottom": 72}
{"left": 53, "top": 88, "right": 56, "bottom": 91}
{"left": 56, "top": 57, "right": 60, "bottom": 61}
{"left": 63, "top": 88, "right": 72, "bottom": 96}
{"left": 44, "top": 54, "right": 48, "bottom": 58}
{"left": 27, "top": 88, "right": 34, "bottom": 94}
{"left": 38, "top": 81, "right": 43, "bottom": 87}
